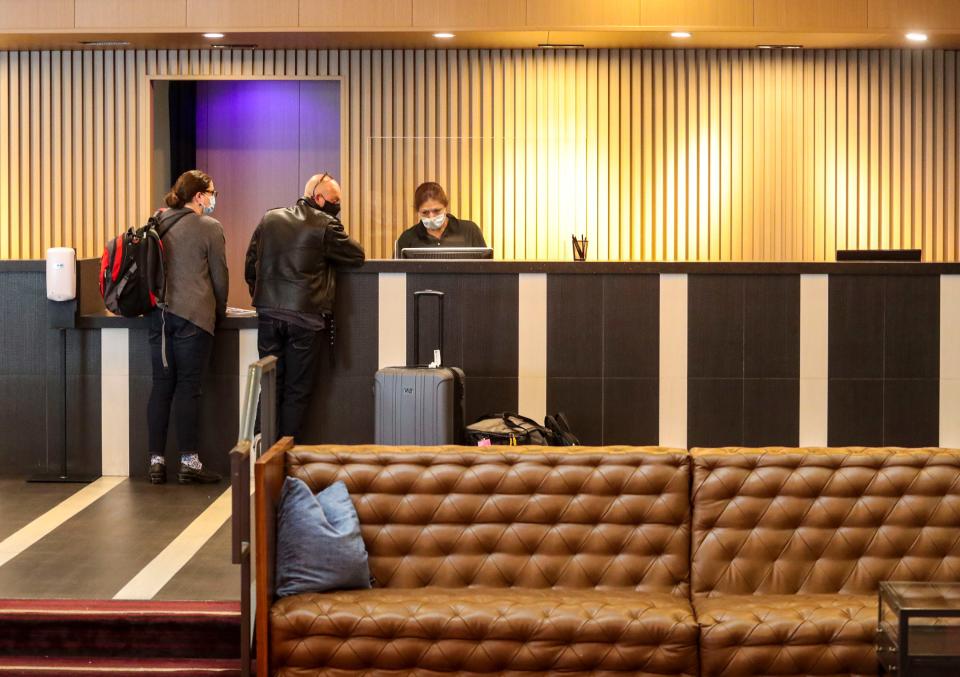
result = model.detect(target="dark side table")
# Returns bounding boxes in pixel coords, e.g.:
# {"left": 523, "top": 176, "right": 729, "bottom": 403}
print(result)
{"left": 878, "top": 581, "right": 960, "bottom": 675}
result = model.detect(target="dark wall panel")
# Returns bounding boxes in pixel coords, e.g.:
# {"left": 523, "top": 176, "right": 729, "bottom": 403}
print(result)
{"left": 466, "top": 377, "right": 519, "bottom": 428}
{"left": 299, "top": 272, "right": 379, "bottom": 444}
{"left": 548, "top": 275, "right": 603, "bottom": 378}
{"left": 689, "top": 275, "right": 744, "bottom": 379}
{"left": 406, "top": 273, "right": 519, "bottom": 379}
{"left": 828, "top": 275, "right": 939, "bottom": 447}
{"left": 829, "top": 276, "right": 885, "bottom": 379}
{"left": 0, "top": 271, "right": 101, "bottom": 478}
{"left": 829, "top": 379, "right": 884, "bottom": 446}
{"left": 64, "top": 329, "right": 101, "bottom": 477}
{"left": 547, "top": 274, "right": 659, "bottom": 445}
{"left": 884, "top": 276, "right": 939, "bottom": 378}
{"left": 603, "top": 378, "right": 658, "bottom": 445}
{"left": 603, "top": 275, "right": 659, "bottom": 378}
{"left": 0, "top": 273, "right": 49, "bottom": 475}
{"left": 688, "top": 274, "right": 800, "bottom": 448}
{"left": 548, "top": 377, "right": 603, "bottom": 445}
{"left": 744, "top": 276, "right": 801, "bottom": 378}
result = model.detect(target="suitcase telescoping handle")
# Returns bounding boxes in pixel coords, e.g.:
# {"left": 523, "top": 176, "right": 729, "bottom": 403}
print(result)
{"left": 413, "top": 289, "right": 444, "bottom": 366}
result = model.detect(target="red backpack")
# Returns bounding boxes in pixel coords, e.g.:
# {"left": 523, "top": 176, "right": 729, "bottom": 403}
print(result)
{"left": 99, "top": 210, "right": 188, "bottom": 317}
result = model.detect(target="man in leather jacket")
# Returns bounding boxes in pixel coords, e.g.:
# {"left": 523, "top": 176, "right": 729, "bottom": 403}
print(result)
{"left": 244, "top": 173, "right": 365, "bottom": 439}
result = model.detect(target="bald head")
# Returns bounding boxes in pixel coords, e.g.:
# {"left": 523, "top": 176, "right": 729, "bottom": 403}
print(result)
{"left": 304, "top": 173, "right": 341, "bottom": 205}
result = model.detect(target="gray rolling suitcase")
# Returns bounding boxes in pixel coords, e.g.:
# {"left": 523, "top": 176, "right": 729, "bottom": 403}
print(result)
{"left": 374, "top": 290, "right": 466, "bottom": 445}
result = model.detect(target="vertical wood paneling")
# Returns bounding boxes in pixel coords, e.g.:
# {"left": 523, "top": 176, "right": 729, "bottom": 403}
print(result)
{"left": 2, "top": 47, "right": 960, "bottom": 262}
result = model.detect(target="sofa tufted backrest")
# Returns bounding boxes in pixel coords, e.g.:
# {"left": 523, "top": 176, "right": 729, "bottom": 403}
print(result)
{"left": 286, "top": 445, "right": 691, "bottom": 595}
{"left": 690, "top": 447, "right": 960, "bottom": 596}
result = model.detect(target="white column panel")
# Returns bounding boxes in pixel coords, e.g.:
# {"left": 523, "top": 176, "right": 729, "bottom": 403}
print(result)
{"left": 518, "top": 274, "right": 547, "bottom": 423}
{"left": 100, "top": 328, "right": 129, "bottom": 476}
{"left": 800, "top": 274, "right": 829, "bottom": 446}
{"left": 378, "top": 273, "right": 406, "bottom": 368}
{"left": 659, "top": 274, "right": 687, "bottom": 448}
{"left": 941, "top": 275, "right": 960, "bottom": 447}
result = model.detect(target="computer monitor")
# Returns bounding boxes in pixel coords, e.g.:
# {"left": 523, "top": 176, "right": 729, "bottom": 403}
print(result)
{"left": 400, "top": 247, "right": 494, "bottom": 260}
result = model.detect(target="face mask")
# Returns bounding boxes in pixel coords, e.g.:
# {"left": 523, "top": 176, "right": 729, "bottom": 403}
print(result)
{"left": 422, "top": 213, "right": 446, "bottom": 230}
{"left": 203, "top": 194, "right": 216, "bottom": 215}
{"left": 318, "top": 198, "right": 340, "bottom": 219}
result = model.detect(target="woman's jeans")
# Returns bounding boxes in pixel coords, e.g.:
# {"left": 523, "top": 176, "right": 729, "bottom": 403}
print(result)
{"left": 147, "top": 310, "right": 213, "bottom": 457}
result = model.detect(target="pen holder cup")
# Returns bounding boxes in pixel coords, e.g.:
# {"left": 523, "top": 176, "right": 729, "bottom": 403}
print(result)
{"left": 572, "top": 236, "right": 589, "bottom": 261}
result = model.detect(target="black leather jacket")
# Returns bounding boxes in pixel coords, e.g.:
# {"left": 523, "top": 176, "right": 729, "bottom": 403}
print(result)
{"left": 244, "top": 198, "right": 365, "bottom": 314}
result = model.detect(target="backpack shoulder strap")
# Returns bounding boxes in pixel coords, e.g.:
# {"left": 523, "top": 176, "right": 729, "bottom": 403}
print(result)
{"left": 155, "top": 210, "right": 190, "bottom": 239}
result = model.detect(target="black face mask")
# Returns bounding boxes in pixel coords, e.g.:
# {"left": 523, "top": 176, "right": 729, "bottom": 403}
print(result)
{"left": 318, "top": 199, "right": 341, "bottom": 219}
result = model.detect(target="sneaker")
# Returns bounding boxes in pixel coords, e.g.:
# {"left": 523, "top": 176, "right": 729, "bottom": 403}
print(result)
{"left": 149, "top": 462, "right": 166, "bottom": 484}
{"left": 177, "top": 463, "right": 222, "bottom": 484}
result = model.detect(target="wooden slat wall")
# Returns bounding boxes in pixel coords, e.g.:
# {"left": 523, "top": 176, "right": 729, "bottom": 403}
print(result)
{"left": 1, "top": 48, "right": 959, "bottom": 261}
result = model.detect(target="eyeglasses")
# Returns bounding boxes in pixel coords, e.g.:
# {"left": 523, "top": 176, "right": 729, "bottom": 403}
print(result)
{"left": 205, "top": 190, "right": 220, "bottom": 198}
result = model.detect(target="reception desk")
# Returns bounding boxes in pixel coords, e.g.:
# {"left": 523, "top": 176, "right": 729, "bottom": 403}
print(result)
{"left": 1, "top": 259, "right": 958, "bottom": 479}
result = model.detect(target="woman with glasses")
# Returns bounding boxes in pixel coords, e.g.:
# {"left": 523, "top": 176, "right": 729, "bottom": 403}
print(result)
{"left": 394, "top": 182, "right": 486, "bottom": 256}
{"left": 146, "top": 169, "right": 229, "bottom": 485}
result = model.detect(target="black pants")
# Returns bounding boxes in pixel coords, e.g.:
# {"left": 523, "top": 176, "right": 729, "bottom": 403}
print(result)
{"left": 147, "top": 310, "right": 213, "bottom": 457}
{"left": 256, "top": 316, "right": 321, "bottom": 440}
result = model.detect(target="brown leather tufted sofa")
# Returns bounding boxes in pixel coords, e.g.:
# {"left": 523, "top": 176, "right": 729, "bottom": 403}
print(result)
{"left": 690, "top": 447, "right": 960, "bottom": 677}
{"left": 255, "top": 442, "right": 960, "bottom": 676}
{"left": 255, "top": 439, "right": 698, "bottom": 676}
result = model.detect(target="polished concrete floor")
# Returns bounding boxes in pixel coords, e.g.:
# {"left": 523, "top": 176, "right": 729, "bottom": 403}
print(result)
{"left": 0, "top": 478, "right": 240, "bottom": 600}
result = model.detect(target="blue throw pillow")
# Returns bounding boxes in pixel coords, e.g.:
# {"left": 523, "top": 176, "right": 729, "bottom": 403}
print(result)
{"left": 275, "top": 477, "right": 372, "bottom": 597}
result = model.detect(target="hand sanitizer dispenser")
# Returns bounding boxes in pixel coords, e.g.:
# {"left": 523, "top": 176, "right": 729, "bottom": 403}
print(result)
{"left": 46, "top": 247, "right": 76, "bottom": 302}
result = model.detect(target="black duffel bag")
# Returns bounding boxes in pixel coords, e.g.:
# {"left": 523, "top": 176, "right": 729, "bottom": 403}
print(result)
{"left": 465, "top": 413, "right": 554, "bottom": 446}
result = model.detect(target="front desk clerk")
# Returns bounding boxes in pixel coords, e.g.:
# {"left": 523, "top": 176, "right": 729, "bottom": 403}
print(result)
{"left": 395, "top": 181, "right": 486, "bottom": 255}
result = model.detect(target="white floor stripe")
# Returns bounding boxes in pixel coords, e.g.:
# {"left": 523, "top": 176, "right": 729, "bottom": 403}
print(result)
{"left": 659, "top": 274, "right": 688, "bottom": 448}
{"left": 0, "top": 477, "right": 125, "bottom": 568}
{"left": 378, "top": 273, "right": 407, "bottom": 369}
{"left": 799, "top": 275, "right": 829, "bottom": 446}
{"left": 518, "top": 274, "right": 548, "bottom": 423}
{"left": 113, "top": 487, "right": 233, "bottom": 600}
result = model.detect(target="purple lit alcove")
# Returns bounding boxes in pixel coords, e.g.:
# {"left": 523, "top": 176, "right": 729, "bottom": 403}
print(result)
{"left": 195, "top": 80, "right": 341, "bottom": 307}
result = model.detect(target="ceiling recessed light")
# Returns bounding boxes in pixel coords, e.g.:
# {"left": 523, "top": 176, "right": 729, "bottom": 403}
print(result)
{"left": 671, "top": 31, "right": 692, "bottom": 39}
{"left": 757, "top": 44, "right": 803, "bottom": 50}
{"left": 906, "top": 32, "right": 928, "bottom": 42}
{"left": 538, "top": 43, "right": 585, "bottom": 49}
{"left": 212, "top": 44, "right": 257, "bottom": 50}
{"left": 433, "top": 32, "right": 455, "bottom": 39}
{"left": 203, "top": 32, "right": 225, "bottom": 39}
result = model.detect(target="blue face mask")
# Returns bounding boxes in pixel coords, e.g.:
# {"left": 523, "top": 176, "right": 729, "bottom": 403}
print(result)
{"left": 203, "top": 194, "right": 216, "bottom": 215}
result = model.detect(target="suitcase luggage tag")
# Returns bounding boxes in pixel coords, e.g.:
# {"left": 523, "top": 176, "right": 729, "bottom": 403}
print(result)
{"left": 428, "top": 349, "right": 442, "bottom": 368}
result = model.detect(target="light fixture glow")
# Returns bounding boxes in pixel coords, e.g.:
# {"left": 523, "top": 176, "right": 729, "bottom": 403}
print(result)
{"left": 433, "top": 32, "right": 455, "bottom": 39}
{"left": 671, "top": 31, "right": 692, "bottom": 39}
{"left": 906, "top": 32, "right": 928, "bottom": 42}
{"left": 203, "top": 32, "right": 225, "bottom": 39}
